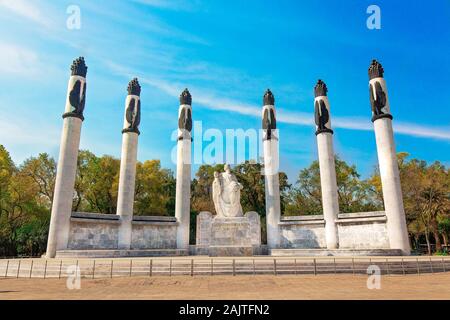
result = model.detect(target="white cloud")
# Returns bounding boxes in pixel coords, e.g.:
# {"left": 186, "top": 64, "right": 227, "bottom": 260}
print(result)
{"left": 106, "top": 61, "right": 450, "bottom": 142}
{"left": 0, "top": 42, "right": 39, "bottom": 76}
{"left": 0, "top": 0, "right": 51, "bottom": 27}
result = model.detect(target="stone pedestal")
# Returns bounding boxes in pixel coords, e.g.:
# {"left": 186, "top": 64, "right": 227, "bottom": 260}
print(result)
{"left": 196, "top": 211, "right": 261, "bottom": 256}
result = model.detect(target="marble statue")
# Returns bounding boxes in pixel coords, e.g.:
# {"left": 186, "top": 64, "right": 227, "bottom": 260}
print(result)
{"left": 212, "top": 164, "right": 244, "bottom": 218}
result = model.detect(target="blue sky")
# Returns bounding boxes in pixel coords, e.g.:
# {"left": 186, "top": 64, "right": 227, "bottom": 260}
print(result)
{"left": 0, "top": 0, "right": 449, "bottom": 182}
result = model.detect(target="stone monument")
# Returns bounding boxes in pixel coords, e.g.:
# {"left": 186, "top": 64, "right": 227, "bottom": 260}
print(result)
{"left": 175, "top": 89, "right": 193, "bottom": 249}
{"left": 368, "top": 59, "right": 410, "bottom": 255}
{"left": 117, "top": 78, "right": 141, "bottom": 249}
{"left": 46, "top": 57, "right": 87, "bottom": 258}
{"left": 314, "top": 80, "right": 339, "bottom": 249}
{"left": 196, "top": 165, "right": 261, "bottom": 256}
{"left": 262, "top": 89, "right": 281, "bottom": 249}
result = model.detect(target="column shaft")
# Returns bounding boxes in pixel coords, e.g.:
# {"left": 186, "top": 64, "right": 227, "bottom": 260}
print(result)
{"left": 117, "top": 132, "right": 138, "bottom": 249}
{"left": 46, "top": 117, "right": 82, "bottom": 257}
{"left": 317, "top": 132, "right": 339, "bottom": 249}
{"left": 374, "top": 118, "right": 410, "bottom": 254}
{"left": 264, "top": 138, "right": 281, "bottom": 249}
{"left": 175, "top": 138, "right": 191, "bottom": 249}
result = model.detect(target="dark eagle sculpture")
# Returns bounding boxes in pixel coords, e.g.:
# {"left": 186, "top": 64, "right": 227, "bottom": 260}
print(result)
{"left": 69, "top": 80, "right": 86, "bottom": 117}
{"left": 65, "top": 57, "right": 87, "bottom": 120}
{"left": 262, "top": 89, "right": 276, "bottom": 140}
{"left": 369, "top": 81, "right": 387, "bottom": 116}
{"left": 123, "top": 78, "right": 141, "bottom": 134}
{"left": 313, "top": 80, "right": 331, "bottom": 134}
{"left": 125, "top": 98, "right": 141, "bottom": 132}
{"left": 314, "top": 99, "right": 329, "bottom": 131}
{"left": 178, "top": 88, "right": 192, "bottom": 133}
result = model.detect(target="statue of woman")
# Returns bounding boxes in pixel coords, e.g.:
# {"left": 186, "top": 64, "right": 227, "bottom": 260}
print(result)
{"left": 212, "top": 164, "right": 243, "bottom": 217}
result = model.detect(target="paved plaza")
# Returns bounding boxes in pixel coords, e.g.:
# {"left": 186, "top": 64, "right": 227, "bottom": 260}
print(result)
{"left": 1, "top": 273, "right": 449, "bottom": 300}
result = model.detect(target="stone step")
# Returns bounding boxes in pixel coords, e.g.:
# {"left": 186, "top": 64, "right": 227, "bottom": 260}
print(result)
{"left": 270, "top": 248, "right": 403, "bottom": 256}
{"left": 55, "top": 249, "right": 188, "bottom": 258}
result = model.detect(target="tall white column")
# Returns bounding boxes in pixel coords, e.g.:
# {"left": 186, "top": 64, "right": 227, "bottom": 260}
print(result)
{"left": 117, "top": 78, "right": 141, "bottom": 250}
{"left": 46, "top": 57, "right": 88, "bottom": 258}
{"left": 314, "top": 80, "right": 339, "bottom": 249}
{"left": 175, "top": 89, "right": 192, "bottom": 249}
{"left": 262, "top": 89, "right": 281, "bottom": 249}
{"left": 369, "top": 60, "right": 410, "bottom": 255}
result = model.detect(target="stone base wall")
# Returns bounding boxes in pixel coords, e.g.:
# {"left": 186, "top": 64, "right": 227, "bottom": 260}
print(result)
{"left": 196, "top": 211, "right": 261, "bottom": 246}
{"left": 68, "top": 220, "right": 120, "bottom": 250}
{"left": 67, "top": 212, "right": 178, "bottom": 250}
{"left": 131, "top": 222, "right": 177, "bottom": 249}
{"left": 279, "top": 215, "right": 326, "bottom": 249}
{"left": 279, "top": 211, "right": 389, "bottom": 249}
{"left": 337, "top": 211, "right": 389, "bottom": 249}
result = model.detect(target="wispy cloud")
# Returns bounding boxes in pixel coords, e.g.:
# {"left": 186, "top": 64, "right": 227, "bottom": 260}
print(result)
{"left": 0, "top": 42, "right": 39, "bottom": 76}
{"left": 0, "top": 0, "right": 52, "bottom": 27}
{"left": 107, "top": 60, "right": 450, "bottom": 142}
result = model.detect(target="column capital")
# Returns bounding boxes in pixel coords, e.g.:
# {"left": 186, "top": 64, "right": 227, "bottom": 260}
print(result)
{"left": 368, "top": 59, "right": 384, "bottom": 80}
{"left": 70, "top": 57, "right": 88, "bottom": 78}
{"left": 263, "top": 88, "right": 275, "bottom": 106}
{"left": 180, "top": 88, "right": 192, "bottom": 105}
{"left": 127, "top": 78, "right": 141, "bottom": 96}
{"left": 314, "top": 79, "right": 328, "bottom": 97}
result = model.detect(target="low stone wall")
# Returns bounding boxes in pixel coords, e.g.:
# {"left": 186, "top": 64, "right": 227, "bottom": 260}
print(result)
{"left": 337, "top": 211, "right": 389, "bottom": 249}
{"left": 131, "top": 219, "right": 177, "bottom": 249}
{"left": 68, "top": 213, "right": 120, "bottom": 249}
{"left": 279, "top": 211, "right": 389, "bottom": 249}
{"left": 279, "top": 215, "right": 326, "bottom": 249}
{"left": 67, "top": 212, "right": 178, "bottom": 250}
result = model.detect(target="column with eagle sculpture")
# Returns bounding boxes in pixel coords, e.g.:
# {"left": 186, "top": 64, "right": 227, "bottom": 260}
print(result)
{"left": 117, "top": 78, "right": 141, "bottom": 249}
{"left": 175, "top": 89, "right": 193, "bottom": 249}
{"left": 314, "top": 79, "right": 339, "bottom": 249}
{"left": 262, "top": 89, "right": 281, "bottom": 249}
{"left": 368, "top": 60, "right": 410, "bottom": 255}
{"left": 46, "top": 57, "right": 87, "bottom": 258}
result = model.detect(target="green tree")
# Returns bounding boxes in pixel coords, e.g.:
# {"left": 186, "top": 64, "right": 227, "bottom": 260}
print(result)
{"left": 370, "top": 153, "right": 450, "bottom": 254}
{"left": 285, "top": 156, "right": 380, "bottom": 216}
{"left": 134, "top": 160, "right": 175, "bottom": 216}
{"left": 20, "top": 153, "right": 56, "bottom": 207}
{"left": 74, "top": 152, "right": 120, "bottom": 214}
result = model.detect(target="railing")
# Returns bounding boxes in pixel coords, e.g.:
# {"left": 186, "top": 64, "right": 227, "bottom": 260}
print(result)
{"left": 0, "top": 256, "right": 449, "bottom": 279}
